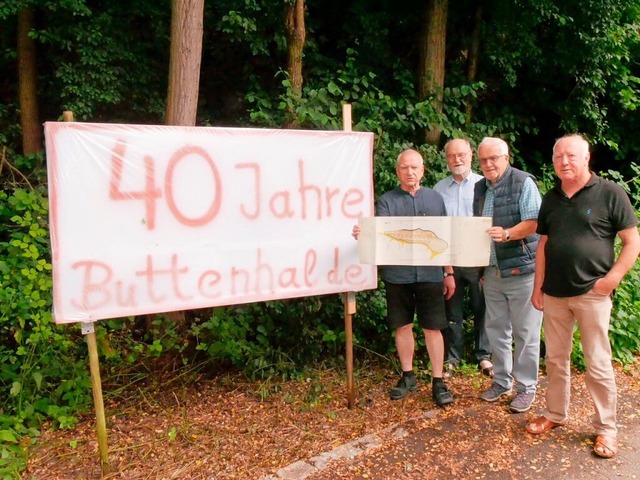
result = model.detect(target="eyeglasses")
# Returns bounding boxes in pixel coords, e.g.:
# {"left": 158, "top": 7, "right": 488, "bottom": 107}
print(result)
{"left": 479, "top": 154, "right": 507, "bottom": 164}
{"left": 445, "top": 151, "right": 470, "bottom": 161}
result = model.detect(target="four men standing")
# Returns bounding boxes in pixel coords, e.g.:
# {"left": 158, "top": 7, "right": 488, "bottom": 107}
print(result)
{"left": 354, "top": 135, "right": 639, "bottom": 459}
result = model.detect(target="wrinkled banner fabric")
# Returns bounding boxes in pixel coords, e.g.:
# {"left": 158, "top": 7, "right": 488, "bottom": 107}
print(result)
{"left": 44, "top": 122, "right": 377, "bottom": 324}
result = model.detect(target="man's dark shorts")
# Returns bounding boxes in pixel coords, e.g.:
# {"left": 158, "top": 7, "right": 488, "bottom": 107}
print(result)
{"left": 384, "top": 281, "right": 448, "bottom": 330}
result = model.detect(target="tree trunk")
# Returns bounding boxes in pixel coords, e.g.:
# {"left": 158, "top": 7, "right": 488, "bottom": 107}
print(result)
{"left": 165, "top": 0, "right": 204, "bottom": 126}
{"left": 284, "top": 0, "right": 306, "bottom": 128}
{"left": 17, "top": 7, "right": 43, "bottom": 155}
{"left": 465, "top": 5, "right": 482, "bottom": 123}
{"left": 418, "top": 0, "right": 448, "bottom": 145}
{"left": 164, "top": 0, "right": 204, "bottom": 325}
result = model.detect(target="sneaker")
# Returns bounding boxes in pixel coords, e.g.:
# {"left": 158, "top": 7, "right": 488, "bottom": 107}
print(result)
{"left": 389, "top": 374, "right": 417, "bottom": 400}
{"left": 480, "top": 383, "right": 512, "bottom": 402}
{"left": 509, "top": 391, "right": 535, "bottom": 413}
{"left": 433, "top": 383, "right": 455, "bottom": 407}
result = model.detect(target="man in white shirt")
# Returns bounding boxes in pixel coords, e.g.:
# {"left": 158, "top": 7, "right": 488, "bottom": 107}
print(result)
{"left": 433, "top": 138, "right": 493, "bottom": 378}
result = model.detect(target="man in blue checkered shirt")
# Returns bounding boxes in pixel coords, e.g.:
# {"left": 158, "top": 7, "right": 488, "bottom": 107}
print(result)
{"left": 472, "top": 137, "right": 543, "bottom": 414}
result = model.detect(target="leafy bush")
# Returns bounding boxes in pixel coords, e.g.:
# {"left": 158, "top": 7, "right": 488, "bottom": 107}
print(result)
{"left": 190, "top": 295, "right": 361, "bottom": 380}
{"left": 610, "top": 265, "right": 640, "bottom": 365}
{"left": 605, "top": 164, "right": 640, "bottom": 365}
{"left": 0, "top": 186, "right": 91, "bottom": 474}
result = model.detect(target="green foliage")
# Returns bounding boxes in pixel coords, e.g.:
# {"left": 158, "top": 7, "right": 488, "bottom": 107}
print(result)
{"left": 89, "top": 314, "right": 196, "bottom": 377}
{"left": 610, "top": 264, "right": 640, "bottom": 365}
{"left": 604, "top": 162, "right": 640, "bottom": 208}
{"left": 216, "top": 0, "right": 276, "bottom": 56}
{"left": 535, "top": 163, "right": 559, "bottom": 196}
{"left": 0, "top": 186, "right": 90, "bottom": 473}
{"left": 605, "top": 164, "right": 640, "bottom": 365}
{"left": 570, "top": 329, "right": 587, "bottom": 371}
{"left": 190, "top": 296, "right": 355, "bottom": 380}
{"left": 472, "top": 0, "right": 640, "bottom": 174}
{"left": 1, "top": 0, "right": 168, "bottom": 124}
{"left": 1, "top": 3, "right": 639, "bottom": 475}
{"left": 246, "top": 46, "right": 486, "bottom": 197}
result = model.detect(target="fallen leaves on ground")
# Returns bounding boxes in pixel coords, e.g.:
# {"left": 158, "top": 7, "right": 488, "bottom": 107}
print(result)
{"left": 24, "top": 359, "right": 640, "bottom": 480}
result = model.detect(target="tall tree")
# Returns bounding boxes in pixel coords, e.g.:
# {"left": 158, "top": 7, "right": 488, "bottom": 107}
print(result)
{"left": 284, "top": 0, "right": 306, "bottom": 128}
{"left": 17, "top": 7, "right": 42, "bottom": 154}
{"left": 418, "top": 0, "right": 448, "bottom": 145}
{"left": 166, "top": 0, "right": 204, "bottom": 126}
{"left": 164, "top": 0, "right": 204, "bottom": 326}
{"left": 465, "top": 4, "right": 482, "bottom": 123}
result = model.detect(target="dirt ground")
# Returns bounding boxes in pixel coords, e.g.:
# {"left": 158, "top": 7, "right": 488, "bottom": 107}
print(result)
{"left": 23, "top": 358, "right": 640, "bottom": 480}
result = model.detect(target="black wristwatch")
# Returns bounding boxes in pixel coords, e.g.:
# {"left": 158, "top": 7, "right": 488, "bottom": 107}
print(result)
{"left": 443, "top": 272, "right": 452, "bottom": 277}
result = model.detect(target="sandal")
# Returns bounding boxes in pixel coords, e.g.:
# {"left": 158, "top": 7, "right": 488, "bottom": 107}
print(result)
{"left": 433, "top": 383, "right": 455, "bottom": 407}
{"left": 479, "top": 359, "right": 494, "bottom": 378}
{"left": 389, "top": 374, "right": 417, "bottom": 400}
{"left": 594, "top": 434, "right": 617, "bottom": 458}
{"left": 525, "top": 416, "right": 566, "bottom": 435}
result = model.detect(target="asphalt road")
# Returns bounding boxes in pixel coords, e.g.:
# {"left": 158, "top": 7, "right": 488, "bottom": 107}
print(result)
{"left": 265, "top": 371, "right": 640, "bottom": 480}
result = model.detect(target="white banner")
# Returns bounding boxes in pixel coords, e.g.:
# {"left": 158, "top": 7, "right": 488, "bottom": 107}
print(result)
{"left": 358, "top": 216, "right": 492, "bottom": 266}
{"left": 44, "top": 122, "right": 377, "bottom": 324}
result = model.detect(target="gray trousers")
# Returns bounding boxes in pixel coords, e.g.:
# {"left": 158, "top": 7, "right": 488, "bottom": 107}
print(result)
{"left": 483, "top": 267, "right": 542, "bottom": 394}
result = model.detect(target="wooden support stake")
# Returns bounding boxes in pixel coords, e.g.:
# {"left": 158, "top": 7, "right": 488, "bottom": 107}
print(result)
{"left": 343, "top": 291, "right": 356, "bottom": 408}
{"left": 63, "top": 111, "right": 110, "bottom": 475}
{"left": 342, "top": 103, "right": 356, "bottom": 408}
{"left": 342, "top": 104, "right": 352, "bottom": 133}
{"left": 83, "top": 323, "right": 110, "bottom": 475}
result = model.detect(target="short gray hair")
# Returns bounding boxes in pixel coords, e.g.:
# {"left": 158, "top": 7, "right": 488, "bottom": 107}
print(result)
{"left": 478, "top": 137, "right": 509, "bottom": 156}
{"left": 443, "top": 137, "right": 472, "bottom": 153}
{"left": 395, "top": 148, "right": 423, "bottom": 166}
{"left": 553, "top": 134, "right": 590, "bottom": 156}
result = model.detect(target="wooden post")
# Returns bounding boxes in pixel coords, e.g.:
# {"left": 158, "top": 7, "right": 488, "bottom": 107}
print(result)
{"left": 342, "top": 103, "right": 357, "bottom": 408}
{"left": 343, "top": 291, "right": 356, "bottom": 408}
{"left": 342, "top": 103, "right": 352, "bottom": 133}
{"left": 83, "top": 323, "right": 110, "bottom": 475}
{"left": 63, "top": 111, "right": 110, "bottom": 475}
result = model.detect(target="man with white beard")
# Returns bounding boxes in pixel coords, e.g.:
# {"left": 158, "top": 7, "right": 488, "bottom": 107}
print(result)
{"left": 434, "top": 138, "right": 493, "bottom": 379}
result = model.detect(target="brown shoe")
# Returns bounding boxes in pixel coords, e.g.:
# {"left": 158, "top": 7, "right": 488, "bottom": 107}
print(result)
{"left": 594, "top": 434, "right": 617, "bottom": 458}
{"left": 525, "top": 415, "right": 566, "bottom": 435}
